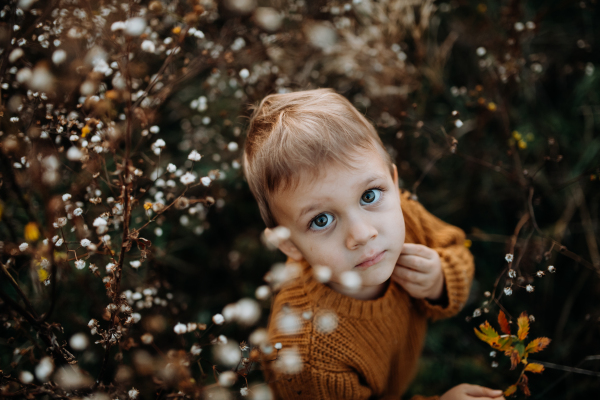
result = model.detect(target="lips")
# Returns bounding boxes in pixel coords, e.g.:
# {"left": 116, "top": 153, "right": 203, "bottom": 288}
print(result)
{"left": 355, "top": 250, "right": 386, "bottom": 269}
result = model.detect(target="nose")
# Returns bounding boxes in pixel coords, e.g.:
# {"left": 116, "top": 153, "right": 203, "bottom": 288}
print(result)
{"left": 345, "top": 214, "right": 378, "bottom": 250}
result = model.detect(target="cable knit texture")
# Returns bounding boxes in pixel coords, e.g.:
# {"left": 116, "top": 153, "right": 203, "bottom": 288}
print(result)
{"left": 263, "top": 189, "right": 474, "bottom": 400}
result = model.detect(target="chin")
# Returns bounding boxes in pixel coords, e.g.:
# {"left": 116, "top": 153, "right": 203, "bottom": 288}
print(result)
{"left": 362, "top": 263, "right": 395, "bottom": 286}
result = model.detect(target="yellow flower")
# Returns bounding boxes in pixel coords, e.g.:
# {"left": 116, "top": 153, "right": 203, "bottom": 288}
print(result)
{"left": 487, "top": 102, "right": 497, "bottom": 111}
{"left": 81, "top": 125, "right": 91, "bottom": 137}
{"left": 24, "top": 222, "right": 40, "bottom": 242}
{"left": 38, "top": 268, "right": 49, "bottom": 282}
{"left": 464, "top": 239, "right": 472, "bottom": 248}
{"left": 518, "top": 140, "right": 527, "bottom": 149}
{"left": 172, "top": 26, "right": 181, "bottom": 35}
{"left": 512, "top": 131, "right": 522, "bottom": 140}
{"left": 144, "top": 202, "right": 153, "bottom": 210}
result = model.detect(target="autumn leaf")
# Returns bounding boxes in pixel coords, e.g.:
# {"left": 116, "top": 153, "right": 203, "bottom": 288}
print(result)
{"left": 517, "top": 312, "right": 529, "bottom": 340}
{"left": 508, "top": 349, "right": 521, "bottom": 370}
{"left": 525, "top": 337, "right": 551, "bottom": 354}
{"left": 504, "top": 384, "right": 517, "bottom": 397}
{"left": 474, "top": 321, "right": 500, "bottom": 347}
{"left": 498, "top": 310, "right": 511, "bottom": 335}
{"left": 524, "top": 363, "right": 545, "bottom": 373}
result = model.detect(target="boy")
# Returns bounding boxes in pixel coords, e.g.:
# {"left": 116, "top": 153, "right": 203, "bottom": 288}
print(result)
{"left": 243, "top": 89, "right": 504, "bottom": 400}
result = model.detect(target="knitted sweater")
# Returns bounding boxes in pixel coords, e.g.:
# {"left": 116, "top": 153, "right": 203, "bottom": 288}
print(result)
{"left": 262, "top": 190, "right": 475, "bottom": 400}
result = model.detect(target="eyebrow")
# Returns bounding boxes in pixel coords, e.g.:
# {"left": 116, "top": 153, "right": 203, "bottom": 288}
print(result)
{"left": 295, "top": 174, "right": 384, "bottom": 223}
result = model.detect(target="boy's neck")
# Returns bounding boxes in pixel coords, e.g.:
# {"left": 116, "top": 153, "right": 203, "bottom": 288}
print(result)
{"left": 326, "top": 279, "right": 390, "bottom": 300}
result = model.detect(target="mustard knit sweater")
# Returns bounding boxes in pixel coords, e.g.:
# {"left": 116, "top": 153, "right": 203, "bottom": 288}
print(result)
{"left": 263, "top": 190, "right": 475, "bottom": 400}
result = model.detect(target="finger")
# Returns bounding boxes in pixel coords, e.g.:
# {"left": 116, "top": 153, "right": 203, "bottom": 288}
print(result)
{"left": 400, "top": 243, "right": 437, "bottom": 259}
{"left": 464, "top": 385, "right": 504, "bottom": 398}
{"left": 394, "top": 279, "right": 427, "bottom": 298}
{"left": 393, "top": 266, "right": 426, "bottom": 285}
{"left": 397, "top": 254, "right": 432, "bottom": 272}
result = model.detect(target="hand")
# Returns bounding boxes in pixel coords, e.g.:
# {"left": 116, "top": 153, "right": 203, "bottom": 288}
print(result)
{"left": 440, "top": 384, "right": 505, "bottom": 400}
{"left": 391, "top": 243, "right": 444, "bottom": 300}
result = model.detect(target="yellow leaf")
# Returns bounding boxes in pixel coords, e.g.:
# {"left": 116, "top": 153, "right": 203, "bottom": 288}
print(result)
{"left": 525, "top": 337, "right": 551, "bottom": 354}
{"left": 517, "top": 312, "right": 529, "bottom": 340}
{"left": 38, "top": 268, "right": 48, "bottom": 282}
{"left": 504, "top": 384, "right": 517, "bottom": 397}
{"left": 524, "top": 363, "right": 545, "bottom": 373}
{"left": 24, "top": 222, "right": 40, "bottom": 242}
{"left": 172, "top": 26, "right": 181, "bottom": 34}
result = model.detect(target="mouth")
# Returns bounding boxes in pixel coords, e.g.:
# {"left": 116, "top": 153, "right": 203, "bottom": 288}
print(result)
{"left": 355, "top": 250, "right": 386, "bottom": 269}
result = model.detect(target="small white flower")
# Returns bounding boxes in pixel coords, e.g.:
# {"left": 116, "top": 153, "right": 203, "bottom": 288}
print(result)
{"left": 313, "top": 265, "right": 332, "bottom": 283}
{"left": 472, "top": 308, "right": 481, "bottom": 317}
{"left": 55, "top": 238, "right": 64, "bottom": 247}
{"left": 174, "top": 322, "right": 187, "bottom": 334}
{"left": 35, "top": 357, "right": 54, "bottom": 381}
{"left": 75, "top": 259, "right": 86, "bottom": 269}
{"left": 52, "top": 49, "right": 67, "bottom": 65}
{"left": 111, "top": 21, "right": 126, "bottom": 31}
{"left": 548, "top": 265, "right": 556, "bottom": 273}
{"left": 93, "top": 217, "right": 107, "bottom": 227}
{"left": 130, "top": 260, "right": 141, "bottom": 269}
{"left": 19, "top": 370, "right": 34, "bottom": 384}
{"left": 212, "top": 313, "right": 225, "bottom": 325}
{"left": 124, "top": 17, "right": 146, "bottom": 36}
{"left": 255, "top": 285, "right": 271, "bottom": 300}
{"left": 88, "top": 319, "right": 97, "bottom": 328}
{"left": 128, "top": 387, "right": 139, "bottom": 399}
{"left": 153, "top": 139, "right": 166, "bottom": 148}
{"left": 476, "top": 47, "right": 486, "bottom": 57}
{"left": 149, "top": 125, "right": 160, "bottom": 134}
{"left": 201, "top": 176, "right": 211, "bottom": 186}
{"left": 454, "top": 119, "right": 463, "bottom": 128}
{"left": 514, "top": 22, "right": 525, "bottom": 32}
{"left": 106, "top": 263, "right": 115, "bottom": 273}
{"left": 141, "top": 40, "right": 155, "bottom": 53}
{"left": 490, "top": 351, "right": 497, "bottom": 357}
{"left": 218, "top": 371, "right": 237, "bottom": 387}
{"left": 240, "top": 387, "right": 249, "bottom": 396}
{"left": 73, "top": 208, "right": 83, "bottom": 216}
{"left": 505, "top": 253, "right": 514, "bottom": 263}
{"left": 536, "top": 270, "right": 545, "bottom": 277}
{"left": 69, "top": 333, "right": 89, "bottom": 350}
{"left": 526, "top": 284, "right": 534, "bottom": 293}
{"left": 80, "top": 239, "right": 91, "bottom": 247}
{"left": 188, "top": 150, "right": 201, "bottom": 161}
{"left": 227, "top": 142, "right": 238, "bottom": 152}
{"left": 508, "top": 269, "right": 516, "bottom": 278}
{"left": 19, "top": 242, "right": 29, "bottom": 252}
{"left": 503, "top": 287, "right": 513, "bottom": 296}
{"left": 491, "top": 361, "right": 499, "bottom": 368}
{"left": 239, "top": 68, "right": 249, "bottom": 79}
{"left": 191, "top": 343, "right": 203, "bottom": 355}
{"left": 340, "top": 270, "right": 361, "bottom": 291}
{"left": 167, "top": 163, "right": 176, "bottom": 173}
{"left": 180, "top": 172, "right": 196, "bottom": 185}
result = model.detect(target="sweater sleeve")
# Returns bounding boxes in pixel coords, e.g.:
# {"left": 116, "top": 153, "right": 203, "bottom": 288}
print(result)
{"left": 265, "top": 366, "right": 375, "bottom": 400}
{"left": 400, "top": 190, "right": 474, "bottom": 322}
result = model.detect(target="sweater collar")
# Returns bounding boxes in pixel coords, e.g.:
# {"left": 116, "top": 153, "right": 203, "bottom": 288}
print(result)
{"left": 297, "top": 260, "right": 404, "bottom": 319}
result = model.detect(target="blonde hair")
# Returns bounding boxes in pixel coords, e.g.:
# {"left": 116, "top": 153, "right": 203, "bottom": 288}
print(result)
{"left": 243, "top": 88, "right": 393, "bottom": 228}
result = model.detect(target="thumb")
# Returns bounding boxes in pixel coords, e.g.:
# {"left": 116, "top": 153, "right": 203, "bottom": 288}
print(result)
{"left": 464, "top": 385, "right": 504, "bottom": 398}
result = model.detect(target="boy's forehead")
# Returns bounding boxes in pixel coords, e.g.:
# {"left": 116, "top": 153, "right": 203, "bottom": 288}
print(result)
{"left": 269, "top": 149, "right": 392, "bottom": 220}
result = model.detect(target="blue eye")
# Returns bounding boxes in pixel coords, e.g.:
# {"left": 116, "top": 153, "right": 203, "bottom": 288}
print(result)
{"left": 360, "top": 189, "right": 382, "bottom": 205}
{"left": 310, "top": 213, "right": 334, "bottom": 230}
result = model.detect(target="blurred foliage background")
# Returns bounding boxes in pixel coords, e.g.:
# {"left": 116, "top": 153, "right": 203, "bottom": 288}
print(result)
{"left": 0, "top": 0, "right": 599, "bottom": 398}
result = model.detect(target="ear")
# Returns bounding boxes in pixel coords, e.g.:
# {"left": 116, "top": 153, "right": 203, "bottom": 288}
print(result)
{"left": 392, "top": 164, "right": 399, "bottom": 187}
{"left": 277, "top": 238, "right": 304, "bottom": 261}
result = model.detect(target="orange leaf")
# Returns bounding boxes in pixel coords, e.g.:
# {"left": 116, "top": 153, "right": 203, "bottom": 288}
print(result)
{"left": 524, "top": 363, "right": 545, "bottom": 373}
{"left": 504, "top": 384, "right": 517, "bottom": 397}
{"left": 525, "top": 337, "right": 551, "bottom": 354}
{"left": 498, "top": 311, "right": 511, "bottom": 335}
{"left": 517, "top": 312, "right": 529, "bottom": 340}
{"left": 509, "top": 349, "right": 521, "bottom": 370}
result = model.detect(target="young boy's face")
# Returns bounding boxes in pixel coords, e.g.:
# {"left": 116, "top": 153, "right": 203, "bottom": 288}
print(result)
{"left": 270, "top": 147, "right": 405, "bottom": 299}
